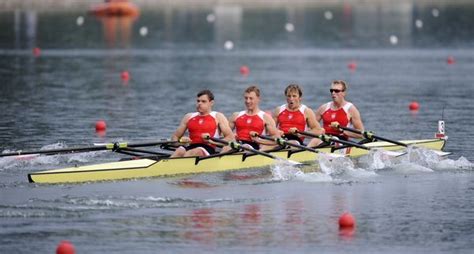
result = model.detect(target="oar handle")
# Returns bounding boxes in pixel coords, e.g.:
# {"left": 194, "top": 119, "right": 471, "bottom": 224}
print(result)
{"left": 256, "top": 134, "right": 322, "bottom": 154}
{"left": 337, "top": 125, "right": 408, "bottom": 147}
{"left": 204, "top": 135, "right": 278, "bottom": 160}
{"left": 294, "top": 130, "right": 370, "bottom": 150}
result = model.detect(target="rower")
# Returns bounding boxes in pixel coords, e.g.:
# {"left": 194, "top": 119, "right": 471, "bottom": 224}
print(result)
{"left": 228, "top": 85, "right": 280, "bottom": 150}
{"left": 314, "top": 80, "right": 365, "bottom": 141}
{"left": 271, "top": 84, "right": 325, "bottom": 148}
{"left": 170, "top": 89, "right": 234, "bottom": 157}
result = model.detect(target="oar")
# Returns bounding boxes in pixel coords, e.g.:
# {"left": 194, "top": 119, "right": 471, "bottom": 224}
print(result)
{"left": 202, "top": 135, "right": 302, "bottom": 165}
{"left": 0, "top": 140, "right": 178, "bottom": 158}
{"left": 252, "top": 133, "right": 345, "bottom": 158}
{"left": 292, "top": 130, "right": 370, "bottom": 150}
{"left": 334, "top": 124, "right": 450, "bottom": 156}
{"left": 334, "top": 124, "right": 408, "bottom": 147}
{"left": 293, "top": 130, "right": 407, "bottom": 156}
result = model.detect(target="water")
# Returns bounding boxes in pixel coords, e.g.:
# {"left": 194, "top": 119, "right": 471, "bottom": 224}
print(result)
{"left": 1, "top": 1, "right": 474, "bottom": 253}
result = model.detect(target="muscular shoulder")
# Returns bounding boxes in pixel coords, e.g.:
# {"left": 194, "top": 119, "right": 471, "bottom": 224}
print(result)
{"left": 183, "top": 112, "right": 194, "bottom": 121}
{"left": 347, "top": 102, "right": 359, "bottom": 112}
{"left": 230, "top": 112, "right": 239, "bottom": 121}
{"left": 315, "top": 103, "right": 327, "bottom": 115}
{"left": 262, "top": 112, "right": 274, "bottom": 122}
{"left": 215, "top": 112, "right": 229, "bottom": 121}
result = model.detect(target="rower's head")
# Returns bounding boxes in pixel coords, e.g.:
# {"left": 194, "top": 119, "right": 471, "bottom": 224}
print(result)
{"left": 330, "top": 80, "right": 347, "bottom": 102}
{"left": 196, "top": 89, "right": 214, "bottom": 114}
{"left": 244, "top": 85, "right": 261, "bottom": 111}
{"left": 284, "top": 84, "right": 302, "bottom": 110}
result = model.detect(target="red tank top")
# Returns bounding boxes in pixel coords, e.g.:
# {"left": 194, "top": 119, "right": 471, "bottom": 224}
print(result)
{"left": 187, "top": 112, "right": 218, "bottom": 145}
{"left": 277, "top": 104, "right": 307, "bottom": 134}
{"left": 234, "top": 111, "right": 265, "bottom": 142}
{"left": 321, "top": 102, "right": 352, "bottom": 136}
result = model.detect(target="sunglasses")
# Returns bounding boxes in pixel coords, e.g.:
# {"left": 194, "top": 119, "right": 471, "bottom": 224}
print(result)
{"left": 330, "top": 89, "right": 345, "bottom": 93}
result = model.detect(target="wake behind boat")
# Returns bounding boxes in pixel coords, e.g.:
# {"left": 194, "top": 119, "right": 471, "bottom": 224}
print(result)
{"left": 26, "top": 138, "right": 446, "bottom": 184}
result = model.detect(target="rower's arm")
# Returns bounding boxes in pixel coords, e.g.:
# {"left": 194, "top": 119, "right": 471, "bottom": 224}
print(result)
{"left": 263, "top": 113, "right": 280, "bottom": 138}
{"left": 171, "top": 114, "right": 190, "bottom": 141}
{"left": 216, "top": 112, "right": 235, "bottom": 142}
{"left": 314, "top": 104, "right": 324, "bottom": 122}
{"left": 348, "top": 106, "right": 364, "bottom": 139}
{"left": 272, "top": 106, "right": 280, "bottom": 124}
{"left": 252, "top": 113, "right": 281, "bottom": 146}
{"left": 228, "top": 112, "right": 238, "bottom": 130}
{"left": 306, "top": 107, "right": 325, "bottom": 135}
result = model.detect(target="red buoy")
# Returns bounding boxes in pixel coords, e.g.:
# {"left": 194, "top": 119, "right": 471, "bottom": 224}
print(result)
{"left": 409, "top": 101, "right": 420, "bottom": 111}
{"left": 240, "top": 65, "right": 250, "bottom": 76}
{"left": 120, "top": 71, "right": 130, "bottom": 81}
{"left": 33, "top": 47, "right": 41, "bottom": 57}
{"left": 339, "top": 212, "right": 356, "bottom": 228}
{"left": 447, "top": 56, "right": 455, "bottom": 65}
{"left": 347, "top": 61, "right": 357, "bottom": 71}
{"left": 95, "top": 120, "right": 107, "bottom": 131}
{"left": 56, "top": 241, "right": 75, "bottom": 254}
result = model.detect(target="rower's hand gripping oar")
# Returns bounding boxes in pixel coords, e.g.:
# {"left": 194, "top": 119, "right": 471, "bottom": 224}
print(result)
{"left": 290, "top": 129, "right": 370, "bottom": 150}
{"left": 292, "top": 129, "right": 406, "bottom": 156}
{"left": 202, "top": 134, "right": 302, "bottom": 165}
{"left": 330, "top": 122, "right": 408, "bottom": 147}
{"left": 0, "top": 140, "right": 179, "bottom": 158}
{"left": 250, "top": 132, "right": 345, "bottom": 158}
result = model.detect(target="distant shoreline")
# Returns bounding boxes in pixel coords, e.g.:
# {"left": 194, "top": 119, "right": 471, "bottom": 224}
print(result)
{"left": 1, "top": 0, "right": 472, "bottom": 12}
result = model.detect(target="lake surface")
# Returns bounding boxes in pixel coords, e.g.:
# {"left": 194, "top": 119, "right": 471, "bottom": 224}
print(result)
{"left": 1, "top": 1, "right": 474, "bottom": 253}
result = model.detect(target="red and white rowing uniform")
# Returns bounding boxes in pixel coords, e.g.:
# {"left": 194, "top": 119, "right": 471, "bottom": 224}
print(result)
{"left": 187, "top": 112, "right": 219, "bottom": 155}
{"left": 321, "top": 102, "right": 353, "bottom": 139}
{"left": 277, "top": 104, "right": 307, "bottom": 142}
{"left": 234, "top": 110, "right": 266, "bottom": 142}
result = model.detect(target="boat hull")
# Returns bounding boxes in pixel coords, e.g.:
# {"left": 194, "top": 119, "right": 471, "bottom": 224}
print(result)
{"left": 28, "top": 139, "right": 446, "bottom": 184}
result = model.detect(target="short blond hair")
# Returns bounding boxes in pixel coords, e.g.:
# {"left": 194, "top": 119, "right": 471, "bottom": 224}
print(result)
{"left": 244, "top": 85, "right": 260, "bottom": 97}
{"left": 284, "top": 84, "right": 302, "bottom": 97}
{"left": 331, "top": 80, "right": 348, "bottom": 91}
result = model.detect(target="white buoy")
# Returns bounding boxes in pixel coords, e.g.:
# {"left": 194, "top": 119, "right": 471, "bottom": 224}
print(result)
{"left": 324, "top": 11, "right": 333, "bottom": 20}
{"left": 76, "top": 16, "right": 84, "bottom": 26}
{"left": 139, "top": 26, "right": 148, "bottom": 37}
{"left": 415, "top": 19, "right": 423, "bottom": 29}
{"left": 389, "top": 35, "right": 398, "bottom": 45}
{"left": 224, "top": 40, "right": 234, "bottom": 50}
{"left": 432, "top": 8, "right": 439, "bottom": 17}
{"left": 285, "top": 23, "right": 294, "bottom": 32}
{"left": 206, "top": 14, "right": 216, "bottom": 23}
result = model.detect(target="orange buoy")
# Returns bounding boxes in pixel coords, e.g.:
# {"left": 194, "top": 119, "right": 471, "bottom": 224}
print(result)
{"left": 339, "top": 212, "right": 356, "bottom": 228}
{"left": 120, "top": 71, "right": 130, "bottom": 81}
{"left": 447, "top": 56, "right": 455, "bottom": 65}
{"left": 56, "top": 241, "right": 75, "bottom": 254}
{"left": 90, "top": 1, "right": 140, "bottom": 17}
{"left": 33, "top": 47, "right": 41, "bottom": 57}
{"left": 409, "top": 101, "right": 420, "bottom": 111}
{"left": 95, "top": 120, "right": 107, "bottom": 132}
{"left": 240, "top": 65, "right": 250, "bottom": 76}
{"left": 347, "top": 61, "right": 357, "bottom": 71}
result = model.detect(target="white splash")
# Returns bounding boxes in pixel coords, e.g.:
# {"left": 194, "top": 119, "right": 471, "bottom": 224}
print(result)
{"left": 271, "top": 159, "right": 303, "bottom": 181}
{"left": 391, "top": 162, "right": 434, "bottom": 173}
{"left": 319, "top": 153, "right": 377, "bottom": 179}
{"left": 357, "top": 149, "right": 396, "bottom": 170}
{"left": 382, "top": 146, "right": 472, "bottom": 173}
{"left": 399, "top": 146, "right": 442, "bottom": 168}
{"left": 433, "top": 156, "right": 473, "bottom": 171}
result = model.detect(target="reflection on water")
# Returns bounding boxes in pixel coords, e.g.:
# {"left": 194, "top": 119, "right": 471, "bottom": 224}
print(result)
{"left": 0, "top": 0, "right": 473, "bottom": 49}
